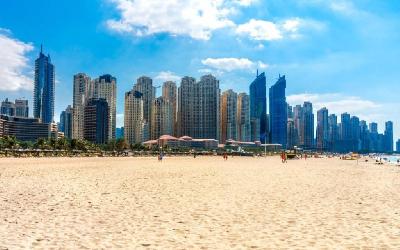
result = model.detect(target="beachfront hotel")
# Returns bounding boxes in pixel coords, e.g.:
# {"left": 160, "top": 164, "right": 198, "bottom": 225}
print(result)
{"left": 220, "top": 89, "right": 238, "bottom": 144}
{"left": 72, "top": 73, "right": 92, "bottom": 140}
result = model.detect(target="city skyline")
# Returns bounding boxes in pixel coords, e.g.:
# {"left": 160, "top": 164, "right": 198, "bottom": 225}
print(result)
{"left": 0, "top": 0, "right": 399, "bottom": 140}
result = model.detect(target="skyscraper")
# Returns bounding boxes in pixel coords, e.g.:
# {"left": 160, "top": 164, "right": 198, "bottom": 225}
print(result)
{"left": 134, "top": 76, "right": 155, "bottom": 135}
{"left": 384, "top": 121, "right": 394, "bottom": 153}
{"left": 60, "top": 105, "right": 73, "bottom": 139}
{"left": 369, "top": 122, "right": 378, "bottom": 152}
{"left": 237, "top": 93, "right": 251, "bottom": 142}
{"left": 199, "top": 75, "right": 220, "bottom": 140}
{"left": 360, "top": 120, "right": 370, "bottom": 153}
{"left": 92, "top": 74, "right": 117, "bottom": 140}
{"left": 84, "top": 98, "right": 109, "bottom": 144}
{"left": 350, "top": 116, "right": 361, "bottom": 152}
{"left": 177, "top": 76, "right": 199, "bottom": 138}
{"left": 299, "top": 102, "right": 314, "bottom": 149}
{"left": 162, "top": 81, "right": 177, "bottom": 136}
{"left": 316, "top": 107, "right": 329, "bottom": 151}
{"left": 151, "top": 97, "right": 173, "bottom": 139}
{"left": 287, "top": 118, "right": 296, "bottom": 149}
{"left": 269, "top": 75, "right": 287, "bottom": 148}
{"left": 396, "top": 139, "right": 400, "bottom": 153}
{"left": 220, "top": 89, "right": 238, "bottom": 143}
{"left": 338, "top": 113, "right": 351, "bottom": 152}
{"left": 250, "top": 72, "right": 267, "bottom": 142}
{"left": 177, "top": 75, "right": 220, "bottom": 140}
{"left": 124, "top": 89, "right": 147, "bottom": 145}
{"left": 328, "top": 114, "right": 338, "bottom": 152}
{"left": 1, "top": 98, "right": 16, "bottom": 117}
{"left": 33, "top": 45, "right": 55, "bottom": 124}
{"left": 14, "top": 99, "right": 29, "bottom": 118}
{"left": 72, "top": 73, "right": 91, "bottom": 139}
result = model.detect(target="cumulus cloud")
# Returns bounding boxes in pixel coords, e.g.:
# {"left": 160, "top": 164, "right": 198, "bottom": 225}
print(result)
{"left": 155, "top": 71, "right": 181, "bottom": 82}
{"left": 0, "top": 29, "right": 34, "bottom": 91}
{"left": 106, "top": 0, "right": 241, "bottom": 40}
{"left": 236, "top": 18, "right": 325, "bottom": 41}
{"left": 201, "top": 57, "right": 268, "bottom": 72}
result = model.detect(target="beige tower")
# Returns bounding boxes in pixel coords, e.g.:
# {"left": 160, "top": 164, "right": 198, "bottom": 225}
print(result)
{"left": 220, "top": 89, "right": 237, "bottom": 143}
{"left": 134, "top": 76, "right": 155, "bottom": 134}
{"left": 124, "top": 89, "right": 148, "bottom": 144}
{"left": 237, "top": 93, "right": 251, "bottom": 142}
{"left": 92, "top": 75, "right": 117, "bottom": 140}
{"left": 162, "top": 81, "right": 177, "bottom": 136}
{"left": 72, "top": 73, "right": 91, "bottom": 139}
{"left": 151, "top": 97, "right": 173, "bottom": 140}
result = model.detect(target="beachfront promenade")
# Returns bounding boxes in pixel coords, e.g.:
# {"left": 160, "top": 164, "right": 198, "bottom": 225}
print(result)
{"left": 0, "top": 156, "right": 399, "bottom": 249}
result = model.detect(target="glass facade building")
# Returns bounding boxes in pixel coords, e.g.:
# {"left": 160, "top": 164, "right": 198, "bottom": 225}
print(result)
{"left": 269, "top": 75, "right": 287, "bottom": 148}
{"left": 33, "top": 46, "right": 55, "bottom": 124}
{"left": 249, "top": 72, "right": 267, "bottom": 142}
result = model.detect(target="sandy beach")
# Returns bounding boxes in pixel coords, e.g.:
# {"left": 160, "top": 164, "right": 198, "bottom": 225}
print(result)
{"left": 0, "top": 156, "right": 399, "bottom": 249}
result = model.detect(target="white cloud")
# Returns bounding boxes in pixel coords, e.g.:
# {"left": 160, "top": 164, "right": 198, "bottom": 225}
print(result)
{"left": 106, "top": 0, "right": 241, "bottom": 40}
{"left": 234, "top": 0, "right": 258, "bottom": 6}
{"left": 236, "top": 19, "right": 283, "bottom": 41}
{"left": 0, "top": 29, "right": 34, "bottom": 91}
{"left": 236, "top": 18, "right": 325, "bottom": 41}
{"left": 155, "top": 71, "right": 181, "bottom": 82}
{"left": 201, "top": 57, "right": 268, "bottom": 72}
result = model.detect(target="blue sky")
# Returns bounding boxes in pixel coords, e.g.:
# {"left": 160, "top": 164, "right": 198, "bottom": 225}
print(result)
{"left": 0, "top": 0, "right": 399, "bottom": 140}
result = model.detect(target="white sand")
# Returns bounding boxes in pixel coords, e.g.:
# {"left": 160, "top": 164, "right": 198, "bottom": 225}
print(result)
{"left": 0, "top": 156, "right": 400, "bottom": 249}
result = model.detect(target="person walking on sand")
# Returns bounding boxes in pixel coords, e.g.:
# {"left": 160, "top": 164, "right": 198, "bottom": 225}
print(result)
{"left": 281, "top": 152, "right": 285, "bottom": 163}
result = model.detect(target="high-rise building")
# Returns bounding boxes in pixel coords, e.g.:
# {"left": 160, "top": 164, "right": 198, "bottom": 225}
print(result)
{"left": 116, "top": 127, "right": 124, "bottom": 140}
{"left": 287, "top": 118, "right": 296, "bottom": 149}
{"left": 92, "top": 74, "right": 117, "bottom": 140}
{"left": 249, "top": 72, "right": 267, "bottom": 142}
{"left": 316, "top": 107, "right": 329, "bottom": 151}
{"left": 134, "top": 76, "right": 155, "bottom": 135}
{"left": 359, "top": 120, "right": 370, "bottom": 153}
{"left": 220, "top": 89, "right": 238, "bottom": 143}
{"left": 237, "top": 93, "right": 251, "bottom": 142}
{"left": 59, "top": 105, "right": 73, "bottom": 139}
{"left": 269, "top": 75, "right": 287, "bottom": 148}
{"left": 162, "top": 81, "right": 177, "bottom": 136}
{"left": 350, "top": 116, "right": 361, "bottom": 152}
{"left": 177, "top": 75, "right": 220, "bottom": 140}
{"left": 33, "top": 45, "right": 55, "bottom": 124}
{"left": 72, "top": 73, "right": 91, "bottom": 139}
{"left": 328, "top": 114, "right": 338, "bottom": 152}
{"left": 1, "top": 99, "right": 29, "bottom": 118}
{"left": 84, "top": 98, "right": 109, "bottom": 144}
{"left": 293, "top": 105, "right": 302, "bottom": 147}
{"left": 177, "top": 76, "right": 199, "bottom": 137}
{"left": 338, "top": 113, "right": 352, "bottom": 152}
{"left": 298, "top": 102, "right": 314, "bottom": 149}
{"left": 396, "top": 139, "right": 400, "bottom": 153}
{"left": 369, "top": 122, "right": 378, "bottom": 152}
{"left": 151, "top": 97, "right": 174, "bottom": 139}
{"left": 198, "top": 75, "right": 220, "bottom": 140}
{"left": 14, "top": 99, "right": 29, "bottom": 118}
{"left": 124, "top": 89, "right": 147, "bottom": 145}
{"left": 384, "top": 121, "right": 394, "bottom": 153}
{"left": 1, "top": 98, "right": 16, "bottom": 117}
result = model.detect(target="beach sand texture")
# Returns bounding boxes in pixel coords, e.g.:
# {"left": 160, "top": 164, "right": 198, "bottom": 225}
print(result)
{"left": 1, "top": 156, "right": 400, "bottom": 249}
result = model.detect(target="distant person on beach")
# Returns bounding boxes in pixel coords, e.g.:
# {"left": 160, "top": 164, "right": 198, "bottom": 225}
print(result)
{"left": 223, "top": 153, "right": 228, "bottom": 161}
{"left": 305, "top": 154, "right": 307, "bottom": 160}
{"left": 281, "top": 152, "right": 285, "bottom": 163}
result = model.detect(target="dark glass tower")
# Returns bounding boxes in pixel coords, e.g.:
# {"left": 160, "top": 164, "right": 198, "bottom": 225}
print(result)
{"left": 269, "top": 75, "right": 287, "bottom": 148}
{"left": 84, "top": 98, "right": 109, "bottom": 144}
{"left": 33, "top": 45, "right": 55, "bottom": 123}
{"left": 249, "top": 72, "right": 267, "bottom": 142}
